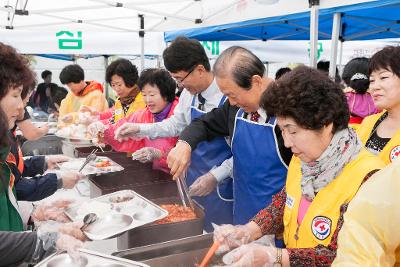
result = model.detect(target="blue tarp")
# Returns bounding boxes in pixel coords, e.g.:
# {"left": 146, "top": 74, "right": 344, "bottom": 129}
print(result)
{"left": 164, "top": 0, "right": 400, "bottom": 42}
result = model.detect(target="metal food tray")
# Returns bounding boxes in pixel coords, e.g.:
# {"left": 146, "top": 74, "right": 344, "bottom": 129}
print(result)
{"left": 35, "top": 248, "right": 150, "bottom": 267}
{"left": 65, "top": 190, "right": 168, "bottom": 240}
{"left": 59, "top": 156, "right": 124, "bottom": 176}
{"left": 117, "top": 196, "right": 205, "bottom": 250}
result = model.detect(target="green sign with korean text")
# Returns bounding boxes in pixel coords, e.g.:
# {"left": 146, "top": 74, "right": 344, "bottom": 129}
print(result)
{"left": 56, "top": 31, "right": 83, "bottom": 50}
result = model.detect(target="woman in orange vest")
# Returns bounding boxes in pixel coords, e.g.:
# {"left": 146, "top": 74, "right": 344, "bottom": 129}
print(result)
{"left": 356, "top": 46, "right": 400, "bottom": 165}
{"left": 80, "top": 58, "right": 146, "bottom": 124}
{"left": 58, "top": 64, "right": 108, "bottom": 125}
{"left": 212, "top": 66, "right": 384, "bottom": 267}
{"left": 88, "top": 68, "right": 178, "bottom": 173}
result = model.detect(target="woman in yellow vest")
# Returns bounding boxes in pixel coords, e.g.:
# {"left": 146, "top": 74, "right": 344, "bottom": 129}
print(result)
{"left": 80, "top": 58, "right": 146, "bottom": 124}
{"left": 213, "top": 66, "right": 384, "bottom": 267}
{"left": 356, "top": 46, "right": 400, "bottom": 165}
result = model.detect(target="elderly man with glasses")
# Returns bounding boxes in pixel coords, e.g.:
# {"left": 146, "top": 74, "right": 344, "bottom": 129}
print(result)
{"left": 114, "top": 36, "right": 234, "bottom": 232}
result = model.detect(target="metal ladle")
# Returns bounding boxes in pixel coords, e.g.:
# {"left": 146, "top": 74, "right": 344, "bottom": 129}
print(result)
{"left": 80, "top": 213, "right": 98, "bottom": 231}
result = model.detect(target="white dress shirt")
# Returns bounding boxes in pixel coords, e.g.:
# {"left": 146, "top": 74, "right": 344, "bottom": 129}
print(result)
{"left": 138, "top": 79, "right": 233, "bottom": 182}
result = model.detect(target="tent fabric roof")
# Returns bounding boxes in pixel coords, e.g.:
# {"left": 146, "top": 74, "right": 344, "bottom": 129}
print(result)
{"left": 164, "top": 0, "right": 400, "bottom": 42}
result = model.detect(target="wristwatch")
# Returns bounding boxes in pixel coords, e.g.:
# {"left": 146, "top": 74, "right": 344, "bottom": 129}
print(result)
{"left": 273, "top": 248, "right": 283, "bottom": 267}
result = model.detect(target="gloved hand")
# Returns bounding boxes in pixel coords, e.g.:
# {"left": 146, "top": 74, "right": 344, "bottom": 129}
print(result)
{"left": 60, "top": 171, "right": 86, "bottom": 189}
{"left": 46, "top": 155, "right": 71, "bottom": 170}
{"left": 77, "top": 111, "right": 98, "bottom": 126}
{"left": 114, "top": 123, "right": 141, "bottom": 142}
{"left": 132, "top": 147, "right": 162, "bottom": 163}
{"left": 87, "top": 121, "right": 107, "bottom": 137}
{"left": 58, "top": 222, "right": 87, "bottom": 241}
{"left": 189, "top": 172, "right": 217, "bottom": 196}
{"left": 56, "top": 234, "right": 84, "bottom": 253}
{"left": 79, "top": 105, "right": 99, "bottom": 116}
{"left": 214, "top": 224, "right": 253, "bottom": 254}
{"left": 60, "top": 113, "right": 73, "bottom": 124}
{"left": 219, "top": 243, "right": 277, "bottom": 267}
{"left": 32, "top": 199, "right": 74, "bottom": 223}
{"left": 167, "top": 141, "right": 192, "bottom": 180}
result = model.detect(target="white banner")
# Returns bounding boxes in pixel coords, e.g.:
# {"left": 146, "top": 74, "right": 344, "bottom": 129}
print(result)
{"left": 0, "top": 30, "right": 166, "bottom": 55}
{"left": 202, "top": 39, "right": 400, "bottom": 64}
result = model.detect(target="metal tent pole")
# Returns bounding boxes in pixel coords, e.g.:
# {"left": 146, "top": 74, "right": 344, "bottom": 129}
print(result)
{"left": 104, "top": 55, "right": 109, "bottom": 99}
{"left": 139, "top": 14, "right": 145, "bottom": 72}
{"left": 329, "top": 12, "right": 342, "bottom": 79}
{"left": 309, "top": 0, "right": 319, "bottom": 68}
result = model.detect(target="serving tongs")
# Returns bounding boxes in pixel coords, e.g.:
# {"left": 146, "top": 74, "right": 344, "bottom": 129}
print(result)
{"left": 176, "top": 171, "right": 195, "bottom": 210}
{"left": 78, "top": 148, "right": 98, "bottom": 173}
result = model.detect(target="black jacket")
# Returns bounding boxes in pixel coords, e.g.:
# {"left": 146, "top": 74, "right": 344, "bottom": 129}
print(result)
{"left": 179, "top": 101, "right": 292, "bottom": 166}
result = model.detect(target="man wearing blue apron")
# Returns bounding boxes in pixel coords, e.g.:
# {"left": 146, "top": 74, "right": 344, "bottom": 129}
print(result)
{"left": 168, "top": 46, "right": 292, "bottom": 229}
{"left": 114, "top": 37, "right": 234, "bottom": 231}
{"left": 188, "top": 95, "right": 233, "bottom": 230}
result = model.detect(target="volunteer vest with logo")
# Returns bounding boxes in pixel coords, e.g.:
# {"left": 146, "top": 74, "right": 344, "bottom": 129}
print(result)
{"left": 113, "top": 93, "right": 145, "bottom": 123}
{"left": 357, "top": 112, "right": 400, "bottom": 165}
{"left": 0, "top": 162, "right": 24, "bottom": 231}
{"left": 283, "top": 149, "right": 384, "bottom": 248}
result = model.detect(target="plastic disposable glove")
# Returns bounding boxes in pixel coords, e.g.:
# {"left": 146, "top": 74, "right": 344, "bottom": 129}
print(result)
{"left": 219, "top": 243, "right": 277, "bottom": 267}
{"left": 132, "top": 147, "right": 162, "bottom": 163}
{"left": 77, "top": 111, "right": 98, "bottom": 126}
{"left": 189, "top": 172, "right": 217, "bottom": 197}
{"left": 32, "top": 199, "right": 74, "bottom": 223}
{"left": 60, "top": 114, "right": 73, "bottom": 124}
{"left": 214, "top": 224, "right": 253, "bottom": 255}
{"left": 167, "top": 140, "right": 192, "bottom": 180}
{"left": 58, "top": 222, "right": 87, "bottom": 241}
{"left": 60, "top": 171, "right": 86, "bottom": 189}
{"left": 79, "top": 105, "right": 99, "bottom": 116}
{"left": 46, "top": 155, "right": 71, "bottom": 170}
{"left": 87, "top": 121, "right": 107, "bottom": 137}
{"left": 114, "top": 123, "right": 141, "bottom": 142}
{"left": 56, "top": 234, "right": 84, "bottom": 253}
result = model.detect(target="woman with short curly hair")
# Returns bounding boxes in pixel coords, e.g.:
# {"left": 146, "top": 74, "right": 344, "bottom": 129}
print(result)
{"left": 212, "top": 66, "right": 385, "bottom": 267}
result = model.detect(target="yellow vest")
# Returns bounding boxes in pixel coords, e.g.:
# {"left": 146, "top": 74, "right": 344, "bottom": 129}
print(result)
{"left": 113, "top": 93, "right": 146, "bottom": 123}
{"left": 357, "top": 112, "right": 400, "bottom": 165}
{"left": 283, "top": 149, "right": 384, "bottom": 248}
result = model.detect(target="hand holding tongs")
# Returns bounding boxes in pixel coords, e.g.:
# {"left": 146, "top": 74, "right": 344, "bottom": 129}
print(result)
{"left": 176, "top": 171, "right": 195, "bottom": 210}
{"left": 78, "top": 148, "right": 98, "bottom": 173}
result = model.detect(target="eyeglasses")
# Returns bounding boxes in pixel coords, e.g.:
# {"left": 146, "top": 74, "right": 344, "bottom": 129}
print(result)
{"left": 175, "top": 65, "right": 197, "bottom": 84}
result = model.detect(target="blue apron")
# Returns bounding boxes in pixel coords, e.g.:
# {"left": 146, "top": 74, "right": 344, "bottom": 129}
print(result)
{"left": 187, "top": 95, "right": 234, "bottom": 232}
{"left": 231, "top": 109, "right": 287, "bottom": 225}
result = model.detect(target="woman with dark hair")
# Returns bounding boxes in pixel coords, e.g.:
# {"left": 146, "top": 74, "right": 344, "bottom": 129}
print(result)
{"left": 0, "top": 42, "right": 84, "bottom": 266}
{"left": 80, "top": 58, "right": 146, "bottom": 124}
{"left": 212, "top": 66, "right": 384, "bottom": 267}
{"left": 356, "top": 46, "right": 400, "bottom": 165}
{"left": 88, "top": 68, "right": 179, "bottom": 173}
{"left": 342, "top": 57, "right": 378, "bottom": 126}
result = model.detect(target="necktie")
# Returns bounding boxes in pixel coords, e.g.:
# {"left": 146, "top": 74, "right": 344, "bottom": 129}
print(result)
{"left": 198, "top": 94, "right": 206, "bottom": 111}
{"left": 250, "top": 111, "right": 260, "bottom": 122}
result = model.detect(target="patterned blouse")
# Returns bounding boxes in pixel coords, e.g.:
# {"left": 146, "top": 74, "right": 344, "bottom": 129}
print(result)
{"left": 252, "top": 170, "right": 378, "bottom": 267}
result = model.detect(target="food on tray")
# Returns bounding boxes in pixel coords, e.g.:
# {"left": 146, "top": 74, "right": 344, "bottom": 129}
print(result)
{"left": 154, "top": 204, "right": 197, "bottom": 224}
{"left": 56, "top": 123, "right": 90, "bottom": 139}
{"left": 76, "top": 201, "right": 111, "bottom": 219}
{"left": 94, "top": 158, "right": 111, "bottom": 168}
{"left": 109, "top": 194, "right": 135, "bottom": 203}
